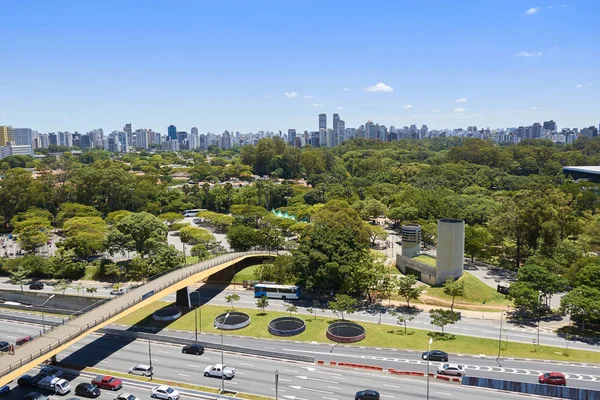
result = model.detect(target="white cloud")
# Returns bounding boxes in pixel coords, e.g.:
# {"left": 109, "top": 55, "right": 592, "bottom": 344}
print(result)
{"left": 303, "top": 95, "right": 314, "bottom": 99}
{"left": 455, "top": 97, "right": 467, "bottom": 103}
{"left": 517, "top": 51, "right": 543, "bottom": 57}
{"left": 526, "top": 7, "right": 540, "bottom": 14}
{"left": 576, "top": 83, "right": 593, "bottom": 88}
{"left": 471, "top": 113, "right": 483, "bottom": 117}
{"left": 337, "top": 106, "right": 343, "bottom": 110}
{"left": 402, "top": 104, "right": 414, "bottom": 109}
{"left": 548, "top": 5, "right": 552, "bottom": 8}
{"left": 561, "top": 4, "right": 567, "bottom": 7}
{"left": 0, "top": 112, "right": 6, "bottom": 116}
{"left": 343, "top": 88, "right": 350, "bottom": 92}
{"left": 549, "top": 46, "right": 560, "bottom": 51}
{"left": 285, "top": 92, "right": 297, "bottom": 98}
{"left": 576, "top": 84, "right": 584, "bottom": 88}
{"left": 364, "top": 82, "right": 393, "bottom": 92}
{"left": 530, "top": 106, "right": 542, "bottom": 110}
{"left": 311, "top": 103, "right": 325, "bottom": 107}
{"left": 431, "top": 109, "right": 440, "bottom": 113}
{"left": 453, "top": 108, "right": 466, "bottom": 113}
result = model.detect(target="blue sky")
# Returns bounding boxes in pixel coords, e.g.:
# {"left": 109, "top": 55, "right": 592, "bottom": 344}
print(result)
{"left": 0, "top": 0, "right": 598, "bottom": 134}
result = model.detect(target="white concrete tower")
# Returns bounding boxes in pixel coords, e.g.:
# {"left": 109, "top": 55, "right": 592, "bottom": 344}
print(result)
{"left": 435, "top": 219, "right": 465, "bottom": 284}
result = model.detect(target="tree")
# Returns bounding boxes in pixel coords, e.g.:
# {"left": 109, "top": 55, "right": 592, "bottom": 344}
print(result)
{"left": 393, "top": 310, "right": 415, "bottom": 334}
{"left": 396, "top": 275, "right": 424, "bottom": 307}
{"left": 190, "top": 244, "right": 211, "bottom": 261}
{"left": 515, "top": 263, "right": 566, "bottom": 307}
{"left": 147, "top": 245, "right": 185, "bottom": 277}
{"left": 53, "top": 279, "right": 72, "bottom": 294}
{"left": 256, "top": 296, "right": 269, "bottom": 314}
{"left": 365, "top": 224, "right": 389, "bottom": 247}
{"left": 328, "top": 294, "right": 358, "bottom": 320}
{"left": 375, "top": 274, "right": 397, "bottom": 306}
{"left": 226, "top": 224, "right": 261, "bottom": 251}
{"left": 12, "top": 216, "right": 52, "bottom": 253}
{"left": 9, "top": 266, "right": 29, "bottom": 291}
{"left": 464, "top": 225, "right": 492, "bottom": 262}
{"left": 306, "top": 299, "right": 321, "bottom": 320}
{"left": 429, "top": 308, "right": 460, "bottom": 335}
{"left": 387, "top": 205, "right": 419, "bottom": 226}
{"left": 73, "top": 282, "right": 84, "bottom": 295}
{"left": 560, "top": 285, "right": 600, "bottom": 331}
{"left": 443, "top": 277, "right": 465, "bottom": 311}
{"left": 159, "top": 212, "right": 184, "bottom": 227}
{"left": 253, "top": 255, "right": 296, "bottom": 284}
{"left": 364, "top": 199, "right": 387, "bottom": 220}
{"left": 86, "top": 287, "right": 97, "bottom": 296}
{"left": 285, "top": 304, "right": 298, "bottom": 317}
{"left": 49, "top": 248, "right": 86, "bottom": 279}
{"left": 225, "top": 293, "right": 240, "bottom": 311}
{"left": 180, "top": 226, "right": 219, "bottom": 249}
{"left": 105, "top": 212, "right": 168, "bottom": 258}
{"left": 56, "top": 202, "right": 102, "bottom": 226}
{"left": 61, "top": 216, "right": 108, "bottom": 259}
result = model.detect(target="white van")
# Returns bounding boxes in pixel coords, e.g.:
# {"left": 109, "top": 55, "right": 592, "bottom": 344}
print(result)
{"left": 182, "top": 209, "right": 202, "bottom": 217}
{"left": 37, "top": 375, "right": 71, "bottom": 395}
{"left": 128, "top": 364, "right": 153, "bottom": 377}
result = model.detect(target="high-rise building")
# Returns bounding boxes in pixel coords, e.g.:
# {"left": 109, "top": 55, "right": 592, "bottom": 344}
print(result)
{"left": 288, "top": 129, "right": 296, "bottom": 146}
{"left": 177, "top": 131, "right": 188, "bottom": 144}
{"left": 543, "top": 120, "right": 557, "bottom": 133}
{"left": 338, "top": 120, "right": 345, "bottom": 143}
{"left": 191, "top": 127, "right": 198, "bottom": 136}
{"left": 319, "top": 114, "right": 327, "bottom": 130}
{"left": 124, "top": 123, "right": 133, "bottom": 146}
{"left": 0, "top": 126, "right": 10, "bottom": 146}
{"left": 38, "top": 133, "right": 49, "bottom": 149}
{"left": 221, "top": 130, "right": 232, "bottom": 149}
{"left": 333, "top": 114, "right": 340, "bottom": 144}
{"left": 531, "top": 123, "right": 542, "bottom": 139}
{"left": 366, "top": 121, "right": 376, "bottom": 139}
{"left": 168, "top": 125, "right": 177, "bottom": 141}
{"left": 8, "top": 128, "right": 34, "bottom": 154}
{"left": 134, "top": 129, "right": 148, "bottom": 149}
{"left": 420, "top": 125, "right": 429, "bottom": 139}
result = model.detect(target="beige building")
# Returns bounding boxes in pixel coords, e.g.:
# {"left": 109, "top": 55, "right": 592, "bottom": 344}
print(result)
{"left": 0, "top": 126, "right": 10, "bottom": 146}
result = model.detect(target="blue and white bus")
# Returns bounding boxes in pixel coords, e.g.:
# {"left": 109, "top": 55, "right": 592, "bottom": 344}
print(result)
{"left": 182, "top": 209, "right": 203, "bottom": 217}
{"left": 254, "top": 284, "right": 300, "bottom": 300}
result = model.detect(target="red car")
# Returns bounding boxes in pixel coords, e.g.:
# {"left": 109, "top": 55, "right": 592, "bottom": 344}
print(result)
{"left": 539, "top": 372, "right": 566, "bottom": 386}
{"left": 91, "top": 375, "right": 123, "bottom": 390}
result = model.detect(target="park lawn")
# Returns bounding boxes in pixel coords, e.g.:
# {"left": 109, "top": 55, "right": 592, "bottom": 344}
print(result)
{"left": 413, "top": 254, "right": 437, "bottom": 267}
{"left": 424, "top": 272, "right": 512, "bottom": 307}
{"left": 232, "top": 265, "right": 260, "bottom": 283}
{"left": 116, "top": 301, "right": 600, "bottom": 364}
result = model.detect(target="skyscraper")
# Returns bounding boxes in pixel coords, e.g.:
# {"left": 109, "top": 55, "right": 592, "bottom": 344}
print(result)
{"left": 543, "top": 120, "right": 557, "bottom": 133}
{"left": 288, "top": 129, "right": 296, "bottom": 146}
{"left": 168, "top": 125, "right": 177, "bottom": 141}
{"left": 191, "top": 127, "right": 198, "bottom": 136}
{"left": 0, "top": 126, "right": 10, "bottom": 146}
{"left": 319, "top": 114, "right": 327, "bottom": 130}
{"left": 338, "top": 120, "right": 345, "bottom": 143}
{"left": 124, "top": 123, "right": 133, "bottom": 146}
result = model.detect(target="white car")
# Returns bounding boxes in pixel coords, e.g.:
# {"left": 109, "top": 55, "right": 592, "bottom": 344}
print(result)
{"left": 204, "top": 364, "right": 236, "bottom": 379}
{"left": 151, "top": 385, "right": 180, "bottom": 400}
{"left": 114, "top": 394, "right": 140, "bottom": 400}
{"left": 437, "top": 363, "right": 466, "bottom": 376}
{"left": 128, "top": 364, "right": 153, "bottom": 376}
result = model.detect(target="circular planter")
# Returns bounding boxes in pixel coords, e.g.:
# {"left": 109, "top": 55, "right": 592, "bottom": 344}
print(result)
{"left": 326, "top": 321, "right": 366, "bottom": 343}
{"left": 214, "top": 311, "right": 251, "bottom": 330}
{"left": 152, "top": 306, "right": 182, "bottom": 321}
{"left": 268, "top": 317, "right": 306, "bottom": 337}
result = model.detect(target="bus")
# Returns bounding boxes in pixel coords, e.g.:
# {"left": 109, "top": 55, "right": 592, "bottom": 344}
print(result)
{"left": 254, "top": 284, "right": 300, "bottom": 300}
{"left": 182, "top": 209, "right": 203, "bottom": 217}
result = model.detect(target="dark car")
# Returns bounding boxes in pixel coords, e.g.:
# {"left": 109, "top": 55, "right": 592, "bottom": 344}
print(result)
{"left": 0, "top": 385, "right": 9, "bottom": 396}
{"left": 23, "top": 393, "right": 48, "bottom": 400}
{"left": 422, "top": 350, "right": 449, "bottom": 362}
{"left": 29, "top": 281, "right": 44, "bottom": 290}
{"left": 182, "top": 343, "right": 205, "bottom": 355}
{"left": 18, "top": 374, "right": 43, "bottom": 387}
{"left": 356, "top": 389, "right": 380, "bottom": 400}
{"left": 16, "top": 335, "right": 33, "bottom": 346}
{"left": 0, "top": 341, "right": 9, "bottom": 352}
{"left": 539, "top": 372, "right": 566, "bottom": 386}
{"left": 75, "top": 383, "right": 101, "bottom": 398}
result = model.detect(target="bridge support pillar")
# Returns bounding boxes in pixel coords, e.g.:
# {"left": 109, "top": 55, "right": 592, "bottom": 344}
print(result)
{"left": 176, "top": 287, "right": 190, "bottom": 308}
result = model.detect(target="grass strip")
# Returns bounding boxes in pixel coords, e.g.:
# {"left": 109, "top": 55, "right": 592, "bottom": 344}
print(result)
{"left": 116, "top": 302, "right": 600, "bottom": 364}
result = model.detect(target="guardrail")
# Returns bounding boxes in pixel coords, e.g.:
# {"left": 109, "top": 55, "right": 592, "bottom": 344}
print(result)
{"left": 0, "top": 250, "right": 274, "bottom": 378}
{"left": 461, "top": 376, "right": 600, "bottom": 399}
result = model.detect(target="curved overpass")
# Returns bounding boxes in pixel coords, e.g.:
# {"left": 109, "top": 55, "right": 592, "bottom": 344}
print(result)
{"left": 0, "top": 251, "right": 273, "bottom": 386}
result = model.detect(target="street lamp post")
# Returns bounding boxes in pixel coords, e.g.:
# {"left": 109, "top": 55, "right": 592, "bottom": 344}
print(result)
{"left": 275, "top": 370, "right": 279, "bottom": 400}
{"left": 194, "top": 306, "right": 198, "bottom": 343}
{"left": 40, "top": 294, "right": 56, "bottom": 333}
{"left": 148, "top": 338, "right": 153, "bottom": 380}
{"left": 497, "top": 307, "right": 510, "bottom": 362}
{"left": 537, "top": 292, "right": 543, "bottom": 350}
{"left": 220, "top": 312, "right": 230, "bottom": 394}
{"left": 426, "top": 337, "right": 433, "bottom": 400}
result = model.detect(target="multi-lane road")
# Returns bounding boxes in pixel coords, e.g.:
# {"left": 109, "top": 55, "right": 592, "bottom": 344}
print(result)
{"left": 0, "top": 319, "right": 557, "bottom": 400}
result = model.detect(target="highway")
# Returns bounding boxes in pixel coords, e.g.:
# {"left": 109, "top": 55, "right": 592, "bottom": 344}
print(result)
{"left": 0, "top": 325, "right": 543, "bottom": 400}
{"left": 1, "top": 319, "right": 599, "bottom": 393}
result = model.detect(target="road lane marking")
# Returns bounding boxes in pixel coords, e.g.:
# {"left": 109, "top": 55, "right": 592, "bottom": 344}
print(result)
{"left": 178, "top": 373, "right": 191, "bottom": 377}
{"left": 436, "top": 392, "right": 452, "bottom": 396}
{"left": 326, "top": 386, "right": 341, "bottom": 390}
{"left": 384, "top": 384, "right": 399, "bottom": 388}
{"left": 240, "top": 362, "right": 254, "bottom": 366}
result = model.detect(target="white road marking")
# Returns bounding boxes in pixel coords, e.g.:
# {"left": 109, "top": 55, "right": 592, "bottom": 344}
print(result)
{"left": 240, "top": 362, "right": 254, "bottom": 366}
{"left": 384, "top": 384, "right": 399, "bottom": 388}
{"left": 178, "top": 373, "right": 191, "bottom": 377}
{"left": 436, "top": 392, "right": 452, "bottom": 396}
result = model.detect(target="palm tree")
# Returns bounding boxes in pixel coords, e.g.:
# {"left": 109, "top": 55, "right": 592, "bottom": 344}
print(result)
{"left": 344, "top": 187, "right": 353, "bottom": 204}
{"left": 255, "top": 180, "right": 264, "bottom": 207}
{"left": 224, "top": 182, "right": 233, "bottom": 210}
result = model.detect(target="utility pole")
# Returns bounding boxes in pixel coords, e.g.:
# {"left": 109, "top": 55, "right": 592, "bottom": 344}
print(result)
{"left": 275, "top": 370, "right": 279, "bottom": 400}
{"left": 426, "top": 338, "right": 433, "bottom": 400}
{"left": 148, "top": 339, "right": 153, "bottom": 380}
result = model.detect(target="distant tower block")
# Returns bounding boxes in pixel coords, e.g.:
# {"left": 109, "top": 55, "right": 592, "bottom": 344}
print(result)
{"left": 436, "top": 219, "right": 465, "bottom": 284}
{"left": 401, "top": 224, "right": 421, "bottom": 258}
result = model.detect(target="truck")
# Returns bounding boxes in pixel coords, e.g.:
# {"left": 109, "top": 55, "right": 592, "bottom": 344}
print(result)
{"left": 37, "top": 375, "right": 71, "bottom": 395}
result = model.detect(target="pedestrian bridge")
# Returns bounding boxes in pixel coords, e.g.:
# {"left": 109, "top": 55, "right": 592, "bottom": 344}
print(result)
{"left": 0, "top": 251, "right": 273, "bottom": 386}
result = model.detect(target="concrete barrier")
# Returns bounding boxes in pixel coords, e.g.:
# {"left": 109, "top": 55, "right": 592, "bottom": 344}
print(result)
{"left": 461, "top": 376, "right": 600, "bottom": 399}
{"left": 0, "top": 289, "right": 106, "bottom": 313}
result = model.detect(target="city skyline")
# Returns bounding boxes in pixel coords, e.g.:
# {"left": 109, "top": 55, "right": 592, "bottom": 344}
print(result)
{"left": 0, "top": 1, "right": 598, "bottom": 132}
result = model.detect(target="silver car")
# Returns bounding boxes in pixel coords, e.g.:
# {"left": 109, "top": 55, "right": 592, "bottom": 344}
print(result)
{"left": 437, "top": 363, "right": 466, "bottom": 376}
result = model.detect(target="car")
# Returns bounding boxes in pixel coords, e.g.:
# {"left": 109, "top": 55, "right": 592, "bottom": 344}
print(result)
{"left": 23, "top": 392, "right": 49, "bottom": 400}
{"left": 422, "top": 350, "right": 449, "bottom": 362}
{"left": 0, "top": 385, "right": 10, "bottom": 396}
{"left": 182, "top": 343, "right": 204, "bottom": 355}
{"left": 0, "top": 341, "right": 9, "bottom": 352}
{"left": 16, "top": 335, "right": 33, "bottom": 346}
{"left": 128, "top": 364, "right": 153, "bottom": 377}
{"left": 91, "top": 375, "right": 122, "bottom": 390}
{"left": 18, "top": 373, "right": 43, "bottom": 387}
{"left": 75, "top": 383, "right": 101, "bottom": 398}
{"left": 437, "top": 363, "right": 466, "bottom": 377}
{"left": 29, "top": 281, "right": 44, "bottom": 290}
{"left": 37, "top": 376, "right": 71, "bottom": 395}
{"left": 40, "top": 365, "right": 64, "bottom": 377}
{"left": 110, "top": 288, "right": 126, "bottom": 295}
{"left": 539, "top": 372, "right": 566, "bottom": 386}
{"left": 355, "top": 389, "right": 380, "bottom": 400}
{"left": 114, "top": 394, "right": 140, "bottom": 400}
{"left": 203, "top": 364, "right": 235, "bottom": 379}
{"left": 151, "top": 385, "right": 180, "bottom": 400}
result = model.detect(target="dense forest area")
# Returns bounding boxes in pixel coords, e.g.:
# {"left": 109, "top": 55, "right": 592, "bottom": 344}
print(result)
{"left": 1, "top": 136, "right": 600, "bottom": 327}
